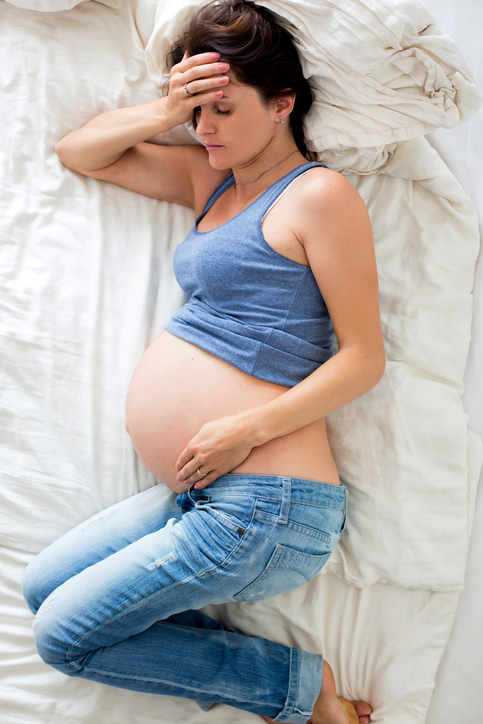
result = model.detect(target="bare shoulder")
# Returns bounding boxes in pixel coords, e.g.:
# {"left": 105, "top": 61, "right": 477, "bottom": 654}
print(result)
{"left": 294, "top": 166, "right": 373, "bottom": 250}
{"left": 299, "top": 166, "right": 368, "bottom": 215}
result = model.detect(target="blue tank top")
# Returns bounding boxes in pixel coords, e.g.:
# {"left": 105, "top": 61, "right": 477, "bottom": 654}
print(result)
{"left": 166, "top": 162, "right": 335, "bottom": 387}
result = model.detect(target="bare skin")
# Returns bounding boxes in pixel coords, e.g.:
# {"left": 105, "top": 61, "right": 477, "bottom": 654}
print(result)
{"left": 262, "top": 661, "right": 372, "bottom": 724}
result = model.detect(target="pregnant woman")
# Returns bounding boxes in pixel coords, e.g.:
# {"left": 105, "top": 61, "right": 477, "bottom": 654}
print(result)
{"left": 22, "top": 2, "right": 383, "bottom": 722}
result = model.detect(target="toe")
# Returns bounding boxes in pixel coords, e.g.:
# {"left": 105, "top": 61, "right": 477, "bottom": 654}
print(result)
{"left": 354, "top": 700, "right": 372, "bottom": 723}
{"left": 354, "top": 701, "right": 372, "bottom": 716}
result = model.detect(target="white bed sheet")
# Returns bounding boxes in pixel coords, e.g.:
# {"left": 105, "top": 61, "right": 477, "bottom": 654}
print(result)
{"left": 420, "top": 2, "right": 483, "bottom": 721}
{"left": 0, "top": 0, "right": 481, "bottom": 723}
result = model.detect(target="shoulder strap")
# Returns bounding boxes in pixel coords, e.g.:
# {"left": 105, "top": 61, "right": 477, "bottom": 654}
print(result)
{"left": 195, "top": 161, "right": 328, "bottom": 225}
{"left": 256, "top": 162, "right": 327, "bottom": 217}
{"left": 195, "top": 173, "right": 235, "bottom": 225}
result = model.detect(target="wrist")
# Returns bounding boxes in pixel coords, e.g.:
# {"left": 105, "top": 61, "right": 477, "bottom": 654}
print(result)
{"left": 236, "top": 407, "right": 272, "bottom": 448}
{"left": 152, "top": 95, "right": 193, "bottom": 135}
{"left": 152, "top": 96, "right": 178, "bottom": 134}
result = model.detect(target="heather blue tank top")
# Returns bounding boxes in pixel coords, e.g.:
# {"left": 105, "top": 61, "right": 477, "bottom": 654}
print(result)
{"left": 166, "top": 162, "right": 335, "bottom": 387}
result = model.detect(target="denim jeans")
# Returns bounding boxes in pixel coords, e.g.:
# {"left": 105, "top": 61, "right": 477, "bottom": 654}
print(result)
{"left": 22, "top": 474, "right": 347, "bottom": 723}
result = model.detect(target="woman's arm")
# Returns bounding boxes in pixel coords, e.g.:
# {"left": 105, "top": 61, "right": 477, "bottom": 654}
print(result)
{"left": 55, "top": 52, "right": 230, "bottom": 207}
{"left": 176, "top": 171, "right": 385, "bottom": 486}
{"left": 242, "top": 170, "right": 385, "bottom": 443}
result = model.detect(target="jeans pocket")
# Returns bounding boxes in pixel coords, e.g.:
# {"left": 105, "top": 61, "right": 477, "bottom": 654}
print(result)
{"left": 233, "top": 544, "right": 331, "bottom": 602}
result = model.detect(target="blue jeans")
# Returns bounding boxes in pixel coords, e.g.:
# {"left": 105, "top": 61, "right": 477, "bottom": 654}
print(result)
{"left": 22, "top": 474, "right": 347, "bottom": 723}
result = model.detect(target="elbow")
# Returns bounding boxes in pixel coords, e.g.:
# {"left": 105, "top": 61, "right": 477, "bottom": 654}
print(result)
{"left": 354, "top": 346, "right": 385, "bottom": 394}
{"left": 55, "top": 137, "right": 72, "bottom": 169}
{"left": 369, "top": 348, "right": 386, "bottom": 389}
{"left": 55, "top": 136, "right": 83, "bottom": 173}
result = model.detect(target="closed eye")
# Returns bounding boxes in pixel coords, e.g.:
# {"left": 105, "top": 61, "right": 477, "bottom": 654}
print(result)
{"left": 216, "top": 109, "right": 231, "bottom": 115}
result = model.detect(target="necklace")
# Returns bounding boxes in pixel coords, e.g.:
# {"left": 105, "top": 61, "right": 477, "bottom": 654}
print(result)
{"left": 235, "top": 149, "right": 299, "bottom": 185}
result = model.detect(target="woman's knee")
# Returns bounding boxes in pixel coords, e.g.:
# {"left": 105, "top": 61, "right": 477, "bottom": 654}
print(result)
{"left": 22, "top": 556, "right": 51, "bottom": 615}
{"left": 31, "top": 599, "right": 80, "bottom": 675}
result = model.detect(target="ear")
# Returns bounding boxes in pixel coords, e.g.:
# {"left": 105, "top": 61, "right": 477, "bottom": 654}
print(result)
{"left": 275, "top": 93, "right": 296, "bottom": 122}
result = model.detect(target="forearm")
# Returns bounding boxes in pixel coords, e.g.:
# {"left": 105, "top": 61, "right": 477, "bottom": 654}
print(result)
{"left": 55, "top": 98, "right": 174, "bottom": 172}
{"left": 241, "top": 347, "right": 385, "bottom": 447}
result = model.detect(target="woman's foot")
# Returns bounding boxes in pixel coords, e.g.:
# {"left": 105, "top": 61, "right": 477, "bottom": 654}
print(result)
{"left": 262, "top": 660, "right": 372, "bottom": 724}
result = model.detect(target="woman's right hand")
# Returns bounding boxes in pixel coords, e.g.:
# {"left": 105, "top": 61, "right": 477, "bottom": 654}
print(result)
{"left": 165, "top": 52, "right": 230, "bottom": 127}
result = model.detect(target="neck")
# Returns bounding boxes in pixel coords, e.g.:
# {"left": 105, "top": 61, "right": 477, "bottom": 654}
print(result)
{"left": 231, "top": 144, "right": 304, "bottom": 200}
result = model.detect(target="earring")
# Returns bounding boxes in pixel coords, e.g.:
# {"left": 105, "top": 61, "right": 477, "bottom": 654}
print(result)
{"left": 279, "top": 118, "right": 284, "bottom": 124}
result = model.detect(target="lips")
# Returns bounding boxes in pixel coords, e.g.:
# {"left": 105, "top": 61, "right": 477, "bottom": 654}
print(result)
{"left": 205, "top": 144, "right": 223, "bottom": 151}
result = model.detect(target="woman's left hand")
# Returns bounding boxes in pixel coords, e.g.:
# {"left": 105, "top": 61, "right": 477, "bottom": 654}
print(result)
{"left": 175, "top": 414, "right": 255, "bottom": 489}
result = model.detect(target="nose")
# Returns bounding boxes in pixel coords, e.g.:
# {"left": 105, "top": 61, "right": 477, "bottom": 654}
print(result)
{"left": 195, "top": 107, "right": 216, "bottom": 137}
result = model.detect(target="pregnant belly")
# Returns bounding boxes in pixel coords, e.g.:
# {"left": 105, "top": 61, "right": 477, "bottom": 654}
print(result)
{"left": 125, "top": 331, "right": 339, "bottom": 491}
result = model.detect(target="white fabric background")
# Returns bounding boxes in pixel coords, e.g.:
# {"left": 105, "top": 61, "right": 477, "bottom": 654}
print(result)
{"left": 420, "top": 1, "right": 483, "bottom": 721}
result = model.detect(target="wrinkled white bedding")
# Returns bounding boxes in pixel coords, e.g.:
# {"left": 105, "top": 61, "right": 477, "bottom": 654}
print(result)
{"left": 0, "top": 0, "right": 481, "bottom": 722}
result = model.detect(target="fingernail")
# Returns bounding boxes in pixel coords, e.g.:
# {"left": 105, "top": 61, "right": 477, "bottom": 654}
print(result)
{"left": 210, "top": 53, "right": 221, "bottom": 59}
{"left": 215, "top": 91, "right": 223, "bottom": 97}
{"left": 219, "top": 63, "right": 229, "bottom": 71}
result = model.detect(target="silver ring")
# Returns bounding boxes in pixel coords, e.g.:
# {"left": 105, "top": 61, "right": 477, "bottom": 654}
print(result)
{"left": 183, "top": 83, "right": 194, "bottom": 97}
{"left": 197, "top": 467, "right": 207, "bottom": 478}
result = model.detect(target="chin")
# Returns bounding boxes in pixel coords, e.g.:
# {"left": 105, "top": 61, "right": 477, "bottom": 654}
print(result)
{"left": 208, "top": 155, "right": 231, "bottom": 171}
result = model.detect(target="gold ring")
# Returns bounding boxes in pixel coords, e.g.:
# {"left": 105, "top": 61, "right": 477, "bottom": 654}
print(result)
{"left": 197, "top": 467, "right": 207, "bottom": 478}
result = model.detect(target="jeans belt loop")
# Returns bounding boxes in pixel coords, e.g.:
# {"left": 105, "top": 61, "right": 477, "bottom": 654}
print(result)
{"left": 279, "top": 477, "right": 291, "bottom": 525}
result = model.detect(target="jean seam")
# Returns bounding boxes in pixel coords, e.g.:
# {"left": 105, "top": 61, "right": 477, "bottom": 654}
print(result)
{"left": 204, "top": 505, "right": 255, "bottom": 536}
{"left": 81, "top": 666, "right": 286, "bottom": 710}
{"left": 273, "top": 647, "right": 322, "bottom": 724}
{"left": 284, "top": 520, "right": 333, "bottom": 543}
{"left": 272, "top": 646, "right": 299, "bottom": 722}
{"left": 290, "top": 500, "right": 344, "bottom": 510}
{"left": 213, "top": 502, "right": 263, "bottom": 570}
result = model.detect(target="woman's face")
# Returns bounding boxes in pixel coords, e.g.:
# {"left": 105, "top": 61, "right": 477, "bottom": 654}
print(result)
{"left": 194, "top": 75, "right": 281, "bottom": 170}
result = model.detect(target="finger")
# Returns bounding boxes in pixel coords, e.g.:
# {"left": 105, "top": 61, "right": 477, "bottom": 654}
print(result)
{"left": 178, "top": 459, "right": 209, "bottom": 483}
{"left": 183, "top": 61, "right": 230, "bottom": 85}
{"left": 193, "top": 471, "right": 219, "bottom": 490}
{"left": 175, "top": 51, "right": 220, "bottom": 72}
{"left": 183, "top": 74, "right": 229, "bottom": 98}
{"left": 175, "top": 448, "right": 193, "bottom": 473}
{"left": 176, "top": 453, "right": 207, "bottom": 482}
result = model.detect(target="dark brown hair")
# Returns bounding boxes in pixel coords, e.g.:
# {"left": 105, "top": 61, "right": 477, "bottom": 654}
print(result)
{"left": 166, "top": 0, "right": 316, "bottom": 161}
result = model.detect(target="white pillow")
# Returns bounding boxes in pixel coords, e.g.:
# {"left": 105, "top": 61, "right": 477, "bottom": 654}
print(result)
{"left": 1, "top": 0, "right": 111, "bottom": 10}
{"left": 145, "top": 0, "right": 482, "bottom": 171}
{"left": 1, "top": 0, "right": 157, "bottom": 48}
